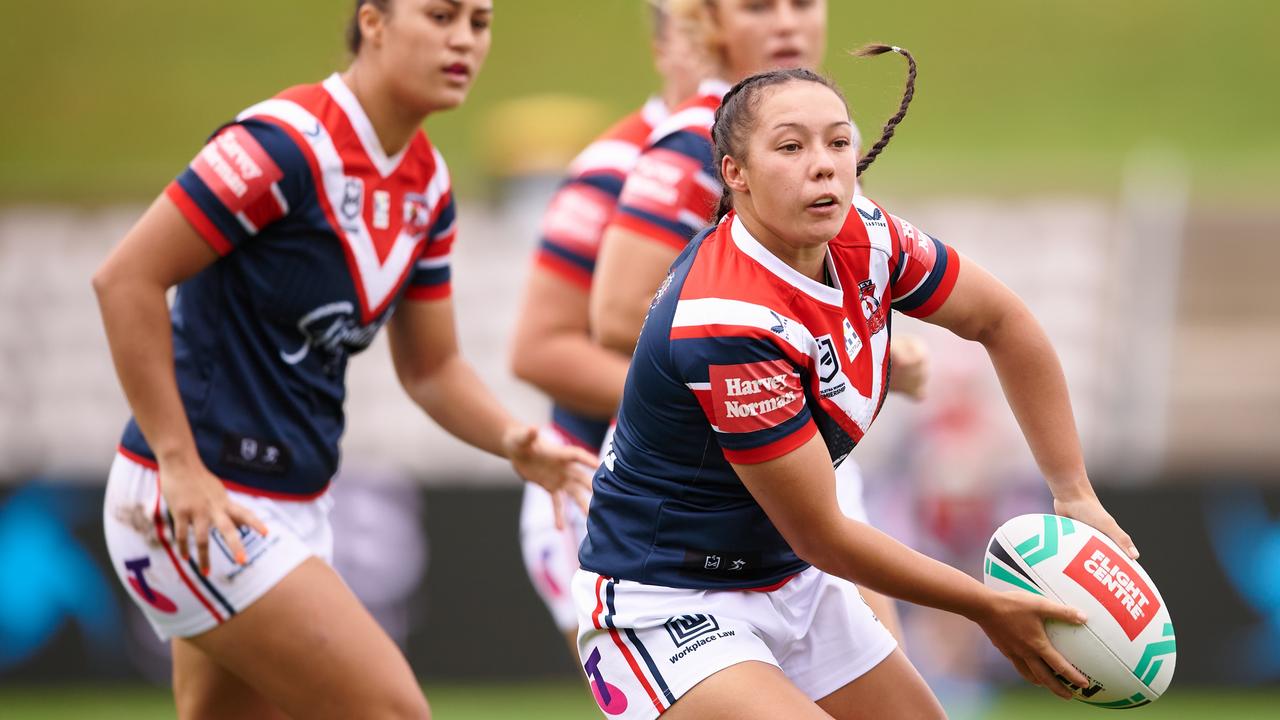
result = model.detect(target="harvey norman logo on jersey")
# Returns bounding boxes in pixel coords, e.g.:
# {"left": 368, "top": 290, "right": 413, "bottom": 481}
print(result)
{"left": 1063, "top": 536, "right": 1160, "bottom": 640}
{"left": 709, "top": 359, "right": 803, "bottom": 433}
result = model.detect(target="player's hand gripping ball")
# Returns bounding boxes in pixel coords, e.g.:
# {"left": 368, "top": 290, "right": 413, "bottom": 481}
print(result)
{"left": 983, "top": 514, "right": 1175, "bottom": 709}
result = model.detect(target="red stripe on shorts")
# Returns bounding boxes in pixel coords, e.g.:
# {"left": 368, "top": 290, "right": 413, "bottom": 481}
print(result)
{"left": 151, "top": 474, "right": 225, "bottom": 625}
{"left": 595, "top": 575, "right": 666, "bottom": 714}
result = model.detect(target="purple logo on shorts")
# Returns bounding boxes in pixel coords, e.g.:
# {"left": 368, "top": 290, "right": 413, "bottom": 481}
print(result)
{"left": 583, "top": 646, "right": 628, "bottom": 715}
{"left": 124, "top": 557, "right": 177, "bottom": 614}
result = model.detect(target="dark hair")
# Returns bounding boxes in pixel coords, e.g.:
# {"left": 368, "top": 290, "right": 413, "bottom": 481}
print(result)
{"left": 850, "top": 44, "right": 918, "bottom": 177}
{"left": 647, "top": 0, "right": 668, "bottom": 42}
{"left": 346, "top": 0, "right": 392, "bottom": 55}
{"left": 710, "top": 45, "right": 919, "bottom": 222}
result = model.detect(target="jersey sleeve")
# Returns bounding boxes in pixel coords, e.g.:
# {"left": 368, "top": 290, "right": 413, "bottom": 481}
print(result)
{"left": 610, "top": 130, "right": 720, "bottom": 251}
{"left": 404, "top": 188, "right": 457, "bottom": 302}
{"left": 888, "top": 213, "right": 961, "bottom": 318}
{"left": 671, "top": 330, "right": 817, "bottom": 465}
{"left": 533, "top": 173, "right": 623, "bottom": 290}
{"left": 164, "top": 120, "right": 305, "bottom": 255}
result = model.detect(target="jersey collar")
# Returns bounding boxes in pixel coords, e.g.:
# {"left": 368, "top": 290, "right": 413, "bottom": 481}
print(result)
{"left": 322, "top": 73, "right": 410, "bottom": 179}
{"left": 641, "top": 95, "right": 669, "bottom": 128}
{"left": 699, "top": 78, "right": 734, "bottom": 102}
{"left": 730, "top": 214, "right": 843, "bottom": 306}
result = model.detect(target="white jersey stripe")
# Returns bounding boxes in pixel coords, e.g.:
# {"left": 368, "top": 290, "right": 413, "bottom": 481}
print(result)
{"left": 238, "top": 98, "right": 426, "bottom": 315}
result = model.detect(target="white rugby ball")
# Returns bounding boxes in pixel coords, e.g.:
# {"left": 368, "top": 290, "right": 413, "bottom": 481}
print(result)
{"left": 983, "top": 514, "right": 1175, "bottom": 709}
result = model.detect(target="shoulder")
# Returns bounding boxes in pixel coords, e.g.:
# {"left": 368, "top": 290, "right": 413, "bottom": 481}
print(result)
{"left": 647, "top": 92, "right": 719, "bottom": 147}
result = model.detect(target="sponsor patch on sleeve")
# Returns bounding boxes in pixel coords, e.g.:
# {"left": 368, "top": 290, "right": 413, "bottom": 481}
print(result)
{"left": 1063, "top": 536, "right": 1160, "bottom": 640}
{"left": 619, "top": 149, "right": 711, "bottom": 220}
{"left": 541, "top": 184, "right": 614, "bottom": 252}
{"left": 189, "top": 125, "right": 284, "bottom": 215}
{"left": 708, "top": 359, "right": 804, "bottom": 434}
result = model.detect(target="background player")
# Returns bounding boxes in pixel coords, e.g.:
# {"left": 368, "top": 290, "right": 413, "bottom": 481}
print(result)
{"left": 588, "top": 0, "right": 923, "bottom": 643}
{"left": 574, "top": 63, "right": 1138, "bottom": 719}
{"left": 93, "top": 1, "right": 593, "bottom": 718}
{"left": 510, "top": 0, "right": 705, "bottom": 653}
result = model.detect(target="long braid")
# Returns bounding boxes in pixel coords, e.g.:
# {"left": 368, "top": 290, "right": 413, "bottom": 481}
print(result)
{"left": 852, "top": 44, "right": 917, "bottom": 177}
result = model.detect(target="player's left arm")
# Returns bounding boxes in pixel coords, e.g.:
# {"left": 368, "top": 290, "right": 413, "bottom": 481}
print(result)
{"left": 917, "top": 253, "right": 1138, "bottom": 559}
{"left": 387, "top": 297, "right": 594, "bottom": 519}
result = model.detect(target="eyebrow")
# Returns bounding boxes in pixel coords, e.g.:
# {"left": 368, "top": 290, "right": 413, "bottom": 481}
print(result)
{"left": 772, "top": 121, "right": 853, "bottom": 131}
{"left": 443, "top": 0, "right": 493, "bottom": 11}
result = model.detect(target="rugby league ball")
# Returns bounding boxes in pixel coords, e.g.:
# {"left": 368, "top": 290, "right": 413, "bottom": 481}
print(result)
{"left": 983, "top": 514, "right": 1175, "bottom": 709}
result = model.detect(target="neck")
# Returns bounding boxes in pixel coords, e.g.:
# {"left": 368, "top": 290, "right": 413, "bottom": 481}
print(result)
{"left": 341, "top": 61, "right": 425, "bottom": 157}
{"left": 735, "top": 204, "right": 828, "bottom": 282}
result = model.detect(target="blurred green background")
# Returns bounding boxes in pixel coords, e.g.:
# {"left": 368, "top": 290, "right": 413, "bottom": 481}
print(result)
{"left": 3, "top": 0, "right": 1277, "bottom": 203}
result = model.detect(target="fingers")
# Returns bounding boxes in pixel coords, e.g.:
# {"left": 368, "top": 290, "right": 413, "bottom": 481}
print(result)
{"left": 228, "top": 502, "right": 270, "bottom": 538}
{"left": 192, "top": 513, "right": 212, "bottom": 575}
{"left": 1026, "top": 657, "right": 1074, "bottom": 700}
{"left": 552, "top": 491, "right": 566, "bottom": 532}
{"left": 1006, "top": 654, "right": 1039, "bottom": 687}
{"left": 569, "top": 478, "right": 593, "bottom": 514}
{"left": 173, "top": 510, "right": 191, "bottom": 561}
{"left": 1110, "top": 525, "right": 1139, "bottom": 560}
{"left": 213, "top": 513, "right": 248, "bottom": 566}
{"left": 1040, "top": 640, "right": 1090, "bottom": 690}
{"left": 1040, "top": 598, "right": 1087, "bottom": 626}
{"left": 569, "top": 447, "right": 600, "bottom": 468}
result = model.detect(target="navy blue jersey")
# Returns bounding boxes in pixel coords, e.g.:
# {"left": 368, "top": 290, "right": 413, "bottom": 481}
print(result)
{"left": 580, "top": 203, "right": 960, "bottom": 589}
{"left": 120, "top": 74, "right": 457, "bottom": 498}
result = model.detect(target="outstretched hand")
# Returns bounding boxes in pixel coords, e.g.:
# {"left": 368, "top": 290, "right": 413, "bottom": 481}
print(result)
{"left": 504, "top": 425, "right": 597, "bottom": 530}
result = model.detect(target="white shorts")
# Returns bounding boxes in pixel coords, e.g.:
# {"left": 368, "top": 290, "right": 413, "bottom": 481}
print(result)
{"left": 520, "top": 427, "right": 590, "bottom": 632}
{"left": 572, "top": 566, "right": 897, "bottom": 719}
{"left": 103, "top": 450, "right": 334, "bottom": 640}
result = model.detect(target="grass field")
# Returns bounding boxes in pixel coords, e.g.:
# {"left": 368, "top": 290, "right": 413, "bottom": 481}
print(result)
{"left": 4, "top": 1, "right": 1278, "bottom": 203}
{"left": 0, "top": 683, "right": 1277, "bottom": 719}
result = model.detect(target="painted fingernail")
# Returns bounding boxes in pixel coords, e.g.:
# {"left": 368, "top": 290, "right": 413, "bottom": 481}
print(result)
{"left": 202, "top": 565, "right": 211, "bottom": 577}
{"left": 235, "top": 551, "right": 247, "bottom": 565}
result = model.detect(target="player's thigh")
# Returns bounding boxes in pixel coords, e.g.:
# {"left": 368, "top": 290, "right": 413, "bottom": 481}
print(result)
{"left": 816, "top": 648, "right": 945, "bottom": 720}
{"left": 664, "top": 661, "right": 831, "bottom": 720}
{"left": 188, "top": 556, "right": 429, "bottom": 720}
{"left": 172, "top": 639, "right": 289, "bottom": 720}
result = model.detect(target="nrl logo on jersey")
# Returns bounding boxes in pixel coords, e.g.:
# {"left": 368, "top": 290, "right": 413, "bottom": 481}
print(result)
{"left": 858, "top": 279, "right": 886, "bottom": 334}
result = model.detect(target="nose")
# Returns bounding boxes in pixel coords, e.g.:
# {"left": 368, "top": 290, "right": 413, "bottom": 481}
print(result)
{"left": 447, "top": 19, "right": 476, "bottom": 52}
{"left": 811, "top": 146, "right": 837, "bottom": 180}
{"left": 774, "top": 1, "right": 800, "bottom": 34}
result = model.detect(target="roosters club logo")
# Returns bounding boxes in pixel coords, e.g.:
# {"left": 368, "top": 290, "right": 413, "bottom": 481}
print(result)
{"left": 858, "top": 280, "right": 886, "bottom": 334}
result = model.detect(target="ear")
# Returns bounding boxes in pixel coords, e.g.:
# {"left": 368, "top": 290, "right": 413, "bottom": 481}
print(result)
{"left": 358, "top": 2, "right": 386, "bottom": 49}
{"left": 720, "top": 154, "right": 749, "bottom": 195}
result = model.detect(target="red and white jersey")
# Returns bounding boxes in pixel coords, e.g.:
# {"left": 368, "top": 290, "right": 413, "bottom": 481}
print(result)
{"left": 581, "top": 197, "right": 961, "bottom": 589}
{"left": 532, "top": 96, "right": 668, "bottom": 452}
{"left": 608, "top": 79, "right": 731, "bottom": 250}
{"left": 535, "top": 96, "right": 668, "bottom": 290}
{"left": 123, "top": 73, "right": 457, "bottom": 498}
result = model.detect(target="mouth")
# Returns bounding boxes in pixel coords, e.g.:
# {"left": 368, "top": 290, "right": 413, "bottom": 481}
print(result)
{"left": 443, "top": 63, "right": 472, "bottom": 81}
{"left": 806, "top": 194, "right": 841, "bottom": 215}
{"left": 770, "top": 48, "right": 805, "bottom": 67}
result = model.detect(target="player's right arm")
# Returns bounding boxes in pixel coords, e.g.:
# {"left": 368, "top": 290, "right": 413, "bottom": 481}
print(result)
{"left": 732, "top": 437, "right": 1089, "bottom": 698}
{"left": 510, "top": 176, "right": 633, "bottom": 417}
{"left": 92, "top": 122, "right": 290, "bottom": 572}
{"left": 92, "top": 194, "right": 267, "bottom": 573}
